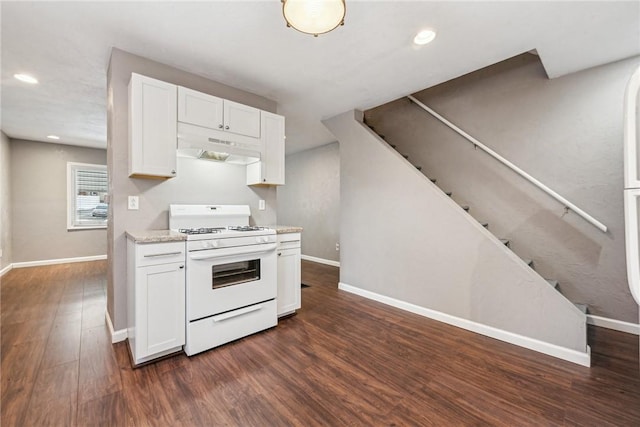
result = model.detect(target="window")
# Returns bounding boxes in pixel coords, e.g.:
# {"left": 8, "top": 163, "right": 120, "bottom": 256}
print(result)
{"left": 67, "top": 162, "right": 108, "bottom": 230}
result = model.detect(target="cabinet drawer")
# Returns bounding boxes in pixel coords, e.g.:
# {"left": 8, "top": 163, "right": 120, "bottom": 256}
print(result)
{"left": 277, "top": 233, "right": 301, "bottom": 250}
{"left": 185, "top": 299, "right": 277, "bottom": 356}
{"left": 136, "top": 241, "right": 185, "bottom": 267}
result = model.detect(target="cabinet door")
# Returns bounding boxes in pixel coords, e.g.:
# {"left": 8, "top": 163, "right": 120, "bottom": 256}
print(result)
{"left": 136, "top": 262, "right": 185, "bottom": 358}
{"left": 224, "top": 100, "right": 261, "bottom": 138}
{"left": 178, "top": 87, "right": 224, "bottom": 130}
{"left": 277, "top": 247, "right": 301, "bottom": 316}
{"left": 129, "top": 73, "right": 177, "bottom": 178}
{"left": 262, "top": 112, "right": 285, "bottom": 185}
{"left": 247, "top": 111, "right": 285, "bottom": 186}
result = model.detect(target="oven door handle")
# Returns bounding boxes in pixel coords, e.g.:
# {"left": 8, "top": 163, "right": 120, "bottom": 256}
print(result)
{"left": 189, "top": 243, "right": 277, "bottom": 261}
{"left": 212, "top": 304, "right": 264, "bottom": 322}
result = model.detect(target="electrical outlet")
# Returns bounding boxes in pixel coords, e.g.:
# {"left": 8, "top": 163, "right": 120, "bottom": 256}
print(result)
{"left": 336, "top": 243, "right": 340, "bottom": 251}
{"left": 128, "top": 196, "right": 139, "bottom": 210}
{"left": 258, "top": 200, "right": 266, "bottom": 210}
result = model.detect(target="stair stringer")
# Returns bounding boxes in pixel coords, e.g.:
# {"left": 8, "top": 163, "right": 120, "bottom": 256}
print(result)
{"left": 323, "top": 110, "right": 589, "bottom": 365}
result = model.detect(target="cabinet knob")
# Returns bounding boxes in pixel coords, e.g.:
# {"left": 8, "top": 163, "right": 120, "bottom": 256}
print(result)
{"left": 171, "top": 170, "right": 176, "bottom": 175}
{"left": 278, "top": 252, "right": 282, "bottom": 256}
{"left": 263, "top": 178, "right": 266, "bottom": 182}
{"left": 179, "top": 265, "right": 185, "bottom": 269}
{"left": 225, "top": 125, "right": 229, "bottom": 130}
{"left": 218, "top": 124, "right": 223, "bottom": 129}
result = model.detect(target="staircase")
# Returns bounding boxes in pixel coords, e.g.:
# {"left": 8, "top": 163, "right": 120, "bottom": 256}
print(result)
{"left": 364, "top": 119, "right": 589, "bottom": 316}
{"left": 324, "top": 109, "right": 589, "bottom": 366}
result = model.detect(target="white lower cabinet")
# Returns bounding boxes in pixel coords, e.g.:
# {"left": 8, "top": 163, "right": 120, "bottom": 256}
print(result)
{"left": 277, "top": 233, "right": 301, "bottom": 317}
{"left": 127, "top": 239, "right": 186, "bottom": 366}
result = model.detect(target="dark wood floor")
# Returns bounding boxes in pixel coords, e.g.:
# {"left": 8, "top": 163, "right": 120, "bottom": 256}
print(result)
{"left": 1, "top": 260, "right": 639, "bottom": 426}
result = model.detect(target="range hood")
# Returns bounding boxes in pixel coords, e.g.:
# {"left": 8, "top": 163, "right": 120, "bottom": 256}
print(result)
{"left": 177, "top": 122, "right": 261, "bottom": 165}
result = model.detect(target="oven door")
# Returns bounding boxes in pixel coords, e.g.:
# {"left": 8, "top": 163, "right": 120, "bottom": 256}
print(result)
{"left": 186, "top": 243, "right": 277, "bottom": 321}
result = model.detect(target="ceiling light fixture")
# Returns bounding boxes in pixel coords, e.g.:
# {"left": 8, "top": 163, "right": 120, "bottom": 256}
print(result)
{"left": 413, "top": 29, "right": 437, "bottom": 45}
{"left": 282, "top": 0, "right": 346, "bottom": 37}
{"left": 47, "top": 135, "right": 60, "bottom": 140}
{"left": 14, "top": 73, "right": 39, "bottom": 84}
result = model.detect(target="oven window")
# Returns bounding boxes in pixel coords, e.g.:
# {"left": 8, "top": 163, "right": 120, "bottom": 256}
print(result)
{"left": 212, "top": 259, "right": 261, "bottom": 289}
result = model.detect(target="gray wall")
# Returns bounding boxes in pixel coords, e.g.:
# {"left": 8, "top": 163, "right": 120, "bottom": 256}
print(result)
{"left": 10, "top": 139, "right": 107, "bottom": 263}
{"left": 324, "top": 110, "right": 587, "bottom": 352}
{"left": 1, "top": 131, "right": 12, "bottom": 270}
{"left": 365, "top": 54, "right": 640, "bottom": 323}
{"left": 278, "top": 142, "right": 340, "bottom": 262}
{"left": 107, "top": 49, "right": 278, "bottom": 331}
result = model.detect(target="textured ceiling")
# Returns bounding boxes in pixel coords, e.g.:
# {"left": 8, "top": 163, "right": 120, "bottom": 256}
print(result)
{"left": 1, "top": 1, "right": 639, "bottom": 154}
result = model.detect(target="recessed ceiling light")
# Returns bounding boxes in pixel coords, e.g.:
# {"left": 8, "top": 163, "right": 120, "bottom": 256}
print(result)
{"left": 47, "top": 135, "right": 60, "bottom": 140}
{"left": 414, "top": 29, "right": 437, "bottom": 45}
{"left": 14, "top": 73, "right": 39, "bottom": 84}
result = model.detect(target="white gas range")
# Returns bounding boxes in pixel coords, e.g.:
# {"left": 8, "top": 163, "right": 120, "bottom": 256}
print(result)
{"left": 169, "top": 204, "right": 277, "bottom": 356}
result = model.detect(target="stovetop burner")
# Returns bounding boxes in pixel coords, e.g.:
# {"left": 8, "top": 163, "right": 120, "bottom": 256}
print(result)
{"left": 178, "top": 226, "right": 270, "bottom": 235}
{"left": 228, "top": 226, "right": 267, "bottom": 232}
{"left": 178, "top": 227, "right": 225, "bottom": 235}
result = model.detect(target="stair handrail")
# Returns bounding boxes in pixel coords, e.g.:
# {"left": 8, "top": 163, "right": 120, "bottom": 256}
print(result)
{"left": 407, "top": 95, "right": 608, "bottom": 233}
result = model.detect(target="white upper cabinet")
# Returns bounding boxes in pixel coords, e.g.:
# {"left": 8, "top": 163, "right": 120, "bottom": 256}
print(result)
{"left": 247, "top": 111, "right": 285, "bottom": 186}
{"left": 128, "top": 73, "right": 178, "bottom": 178}
{"left": 178, "top": 87, "right": 223, "bottom": 130}
{"left": 129, "top": 76, "right": 285, "bottom": 183}
{"left": 224, "top": 100, "right": 261, "bottom": 138}
{"left": 178, "top": 87, "right": 260, "bottom": 139}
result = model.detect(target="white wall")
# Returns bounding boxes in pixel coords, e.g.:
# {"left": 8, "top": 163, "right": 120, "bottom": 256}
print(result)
{"left": 107, "top": 49, "right": 279, "bottom": 331}
{"left": 0, "top": 131, "right": 12, "bottom": 270}
{"left": 365, "top": 54, "right": 640, "bottom": 323}
{"left": 9, "top": 139, "right": 107, "bottom": 263}
{"left": 278, "top": 142, "right": 340, "bottom": 262}
{"left": 324, "top": 110, "right": 587, "bottom": 354}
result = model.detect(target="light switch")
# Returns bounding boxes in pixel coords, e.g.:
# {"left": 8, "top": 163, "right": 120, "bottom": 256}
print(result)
{"left": 128, "top": 196, "right": 139, "bottom": 210}
{"left": 258, "top": 200, "right": 266, "bottom": 211}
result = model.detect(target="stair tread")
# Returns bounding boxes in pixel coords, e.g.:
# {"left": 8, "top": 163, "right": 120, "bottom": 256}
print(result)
{"left": 545, "top": 279, "right": 559, "bottom": 289}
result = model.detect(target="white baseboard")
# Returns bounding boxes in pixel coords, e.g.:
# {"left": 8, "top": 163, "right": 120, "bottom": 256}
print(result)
{"left": 301, "top": 254, "right": 340, "bottom": 267}
{"left": 0, "top": 263, "right": 13, "bottom": 277}
{"left": 105, "top": 310, "right": 127, "bottom": 343}
{"left": 12, "top": 255, "right": 107, "bottom": 269}
{"left": 587, "top": 314, "right": 640, "bottom": 335}
{"left": 338, "top": 282, "right": 591, "bottom": 367}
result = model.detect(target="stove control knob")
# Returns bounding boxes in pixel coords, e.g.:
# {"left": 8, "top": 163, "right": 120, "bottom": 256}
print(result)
{"left": 202, "top": 241, "right": 219, "bottom": 249}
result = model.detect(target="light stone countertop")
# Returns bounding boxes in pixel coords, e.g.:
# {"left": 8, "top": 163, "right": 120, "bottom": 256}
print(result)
{"left": 126, "top": 226, "right": 301, "bottom": 242}
{"left": 270, "top": 225, "right": 303, "bottom": 234}
{"left": 125, "top": 230, "right": 186, "bottom": 243}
